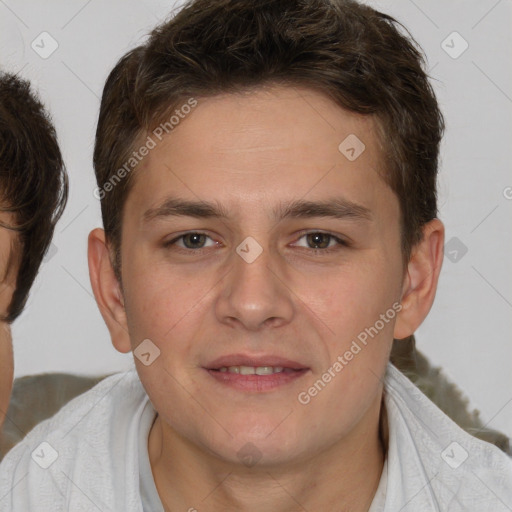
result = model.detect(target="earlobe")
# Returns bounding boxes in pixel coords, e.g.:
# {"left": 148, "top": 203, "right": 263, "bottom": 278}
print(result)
{"left": 393, "top": 219, "right": 445, "bottom": 340}
{"left": 87, "top": 228, "right": 131, "bottom": 353}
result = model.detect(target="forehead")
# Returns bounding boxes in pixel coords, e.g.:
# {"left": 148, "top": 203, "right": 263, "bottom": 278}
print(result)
{"left": 125, "top": 85, "right": 397, "bottom": 224}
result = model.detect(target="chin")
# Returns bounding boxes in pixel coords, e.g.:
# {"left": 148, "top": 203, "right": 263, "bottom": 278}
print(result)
{"left": 205, "top": 426, "right": 305, "bottom": 468}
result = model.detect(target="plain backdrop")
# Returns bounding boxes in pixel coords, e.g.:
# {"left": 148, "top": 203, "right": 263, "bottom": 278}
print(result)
{"left": 0, "top": 0, "right": 511, "bottom": 436}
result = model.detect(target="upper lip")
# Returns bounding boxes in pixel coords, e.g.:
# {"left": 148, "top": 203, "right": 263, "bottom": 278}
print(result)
{"left": 205, "top": 354, "right": 308, "bottom": 370}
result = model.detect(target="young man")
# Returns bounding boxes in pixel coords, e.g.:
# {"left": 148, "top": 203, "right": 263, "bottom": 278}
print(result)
{"left": 0, "top": 72, "right": 67, "bottom": 436}
{"left": 1, "top": 0, "right": 511, "bottom": 510}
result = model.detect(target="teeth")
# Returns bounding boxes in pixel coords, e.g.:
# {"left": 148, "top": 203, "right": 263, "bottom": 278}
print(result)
{"left": 255, "top": 366, "right": 274, "bottom": 375}
{"left": 219, "top": 366, "right": 286, "bottom": 374}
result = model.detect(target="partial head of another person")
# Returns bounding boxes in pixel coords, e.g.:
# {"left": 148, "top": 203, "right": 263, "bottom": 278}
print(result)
{"left": 0, "top": 71, "right": 68, "bottom": 429}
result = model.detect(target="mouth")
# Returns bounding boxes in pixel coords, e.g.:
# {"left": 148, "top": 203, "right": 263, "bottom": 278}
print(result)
{"left": 204, "top": 355, "right": 310, "bottom": 392}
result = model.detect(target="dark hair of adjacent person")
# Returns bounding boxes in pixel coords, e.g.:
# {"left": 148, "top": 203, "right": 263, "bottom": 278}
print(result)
{"left": 93, "top": 0, "right": 444, "bottom": 278}
{"left": 0, "top": 72, "right": 68, "bottom": 322}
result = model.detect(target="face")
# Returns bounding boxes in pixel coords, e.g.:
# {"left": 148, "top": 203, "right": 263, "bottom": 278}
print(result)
{"left": 0, "top": 217, "right": 17, "bottom": 430}
{"left": 91, "top": 85, "right": 440, "bottom": 468}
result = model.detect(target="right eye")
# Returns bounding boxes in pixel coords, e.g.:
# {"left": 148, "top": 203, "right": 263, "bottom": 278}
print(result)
{"left": 163, "top": 232, "right": 219, "bottom": 252}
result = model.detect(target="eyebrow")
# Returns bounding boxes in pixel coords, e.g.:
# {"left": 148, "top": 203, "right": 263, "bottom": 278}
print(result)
{"left": 143, "top": 196, "right": 373, "bottom": 224}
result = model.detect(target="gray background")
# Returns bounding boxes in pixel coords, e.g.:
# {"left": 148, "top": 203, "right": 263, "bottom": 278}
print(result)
{"left": 0, "top": 0, "right": 511, "bottom": 436}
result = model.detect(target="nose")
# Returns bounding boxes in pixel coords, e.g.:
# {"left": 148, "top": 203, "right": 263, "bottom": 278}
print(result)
{"left": 214, "top": 237, "right": 295, "bottom": 331}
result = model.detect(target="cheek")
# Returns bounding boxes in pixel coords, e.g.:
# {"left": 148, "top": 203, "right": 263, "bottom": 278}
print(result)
{"left": 122, "top": 258, "right": 213, "bottom": 356}
{"left": 291, "top": 277, "right": 394, "bottom": 458}
{"left": 304, "top": 253, "right": 400, "bottom": 401}
{"left": 321, "top": 254, "right": 401, "bottom": 335}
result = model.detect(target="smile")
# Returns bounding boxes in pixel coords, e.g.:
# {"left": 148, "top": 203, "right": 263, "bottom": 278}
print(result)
{"left": 217, "top": 366, "right": 293, "bottom": 375}
{"left": 206, "top": 366, "right": 309, "bottom": 392}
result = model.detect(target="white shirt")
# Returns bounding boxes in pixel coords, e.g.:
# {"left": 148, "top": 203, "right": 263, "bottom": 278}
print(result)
{"left": 0, "top": 363, "right": 511, "bottom": 511}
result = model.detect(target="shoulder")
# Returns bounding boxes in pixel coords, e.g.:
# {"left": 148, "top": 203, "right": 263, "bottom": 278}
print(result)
{"left": 1, "top": 372, "right": 109, "bottom": 456}
{"left": 384, "top": 363, "right": 512, "bottom": 510}
{"left": 0, "top": 370, "right": 147, "bottom": 512}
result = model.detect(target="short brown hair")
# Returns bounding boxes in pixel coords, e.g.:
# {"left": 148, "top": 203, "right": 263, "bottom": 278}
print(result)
{"left": 0, "top": 72, "right": 68, "bottom": 322}
{"left": 94, "top": 0, "right": 444, "bottom": 275}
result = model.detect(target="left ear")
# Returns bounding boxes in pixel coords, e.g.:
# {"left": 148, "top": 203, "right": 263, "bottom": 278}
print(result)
{"left": 394, "top": 219, "right": 444, "bottom": 339}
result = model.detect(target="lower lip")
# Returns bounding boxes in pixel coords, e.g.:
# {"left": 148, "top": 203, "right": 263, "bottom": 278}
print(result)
{"left": 205, "top": 368, "right": 309, "bottom": 392}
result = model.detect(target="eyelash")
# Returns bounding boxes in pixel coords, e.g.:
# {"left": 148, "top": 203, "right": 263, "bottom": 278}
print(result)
{"left": 164, "top": 231, "right": 349, "bottom": 256}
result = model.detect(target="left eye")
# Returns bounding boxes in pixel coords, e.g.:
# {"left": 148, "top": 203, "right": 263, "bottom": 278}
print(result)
{"left": 293, "top": 232, "right": 347, "bottom": 251}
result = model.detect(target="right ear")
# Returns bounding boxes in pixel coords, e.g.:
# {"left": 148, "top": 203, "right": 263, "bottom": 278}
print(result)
{"left": 88, "top": 228, "right": 131, "bottom": 353}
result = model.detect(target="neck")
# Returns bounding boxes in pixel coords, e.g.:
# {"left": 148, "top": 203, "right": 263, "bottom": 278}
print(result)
{"left": 148, "top": 392, "right": 387, "bottom": 512}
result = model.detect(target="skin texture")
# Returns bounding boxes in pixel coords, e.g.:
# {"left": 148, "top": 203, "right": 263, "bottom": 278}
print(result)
{"left": 0, "top": 216, "right": 18, "bottom": 431}
{"left": 89, "top": 85, "right": 444, "bottom": 511}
